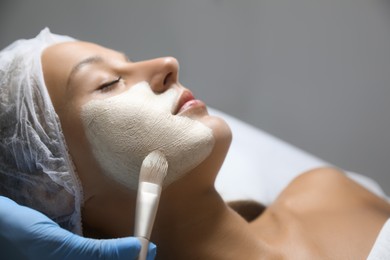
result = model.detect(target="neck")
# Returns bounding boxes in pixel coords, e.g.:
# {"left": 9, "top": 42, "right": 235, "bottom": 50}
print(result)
{"left": 151, "top": 172, "right": 272, "bottom": 259}
{"left": 82, "top": 132, "right": 277, "bottom": 258}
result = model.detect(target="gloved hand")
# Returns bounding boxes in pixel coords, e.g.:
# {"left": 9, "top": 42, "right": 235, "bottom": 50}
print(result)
{"left": 0, "top": 196, "right": 156, "bottom": 260}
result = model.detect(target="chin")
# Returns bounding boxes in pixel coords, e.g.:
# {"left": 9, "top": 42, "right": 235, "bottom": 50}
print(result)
{"left": 166, "top": 114, "right": 231, "bottom": 192}
{"left": 178, "top": 104, "right": 232, "bottom": 150}
{"left": 200, "top": 114, "right": 232, "bottom": 147}
{"left": 191, "top": 114, "right": 232, "bottom": 183}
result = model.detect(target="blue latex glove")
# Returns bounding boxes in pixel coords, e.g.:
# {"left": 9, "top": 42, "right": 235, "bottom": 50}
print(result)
{"left": 0, "top": 196, "right": 156, "bottom": 260}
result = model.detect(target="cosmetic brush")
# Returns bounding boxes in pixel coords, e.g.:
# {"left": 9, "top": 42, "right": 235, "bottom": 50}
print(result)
{"left": 134, "top": 150, "right": 168, "bottom": 260}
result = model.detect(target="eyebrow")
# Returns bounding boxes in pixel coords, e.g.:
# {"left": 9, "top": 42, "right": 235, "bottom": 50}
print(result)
{"left": 66, "top": 55, "right": 104, "bottom": 88}
{"left": 66, "top": 52, "right": 130, "bottom": 88}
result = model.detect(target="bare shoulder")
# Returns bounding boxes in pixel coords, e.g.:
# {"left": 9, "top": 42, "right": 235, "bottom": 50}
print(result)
{"left": 274, "top": 166, "right": 390, "bottom": 214}
{"left": 252, "top": 167, "right": 390, "bottom": 259}
{"left": 290, "top": 166, "right": 351, "bottom": 188}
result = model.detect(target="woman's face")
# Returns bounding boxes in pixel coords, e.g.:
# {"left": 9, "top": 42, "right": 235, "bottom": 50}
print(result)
{"left": 41, "top": 41, "right": 231, "bottom": 192}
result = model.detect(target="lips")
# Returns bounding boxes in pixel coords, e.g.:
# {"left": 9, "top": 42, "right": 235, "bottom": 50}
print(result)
{"left": 174, "top": 90, "right": 195, "bottom": 115}
{"left": 174, "top": 90, "right": 201, "bottom": 115}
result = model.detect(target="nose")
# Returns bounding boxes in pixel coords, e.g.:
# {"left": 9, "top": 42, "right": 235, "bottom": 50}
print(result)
{"left": 137, "top": 57, "right": 179, "bottom": 93}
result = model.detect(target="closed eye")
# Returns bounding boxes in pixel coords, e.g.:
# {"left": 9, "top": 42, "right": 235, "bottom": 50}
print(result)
{"left": 98, "top": 76, "right": 122, "bottom": 92}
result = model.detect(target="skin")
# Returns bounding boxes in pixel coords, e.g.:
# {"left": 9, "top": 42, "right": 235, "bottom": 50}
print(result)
{"left": 41, "top": 41, "right": 390, "bottom": 259}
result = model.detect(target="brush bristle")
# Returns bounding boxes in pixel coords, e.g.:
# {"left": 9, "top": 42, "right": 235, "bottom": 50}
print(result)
{"left": 139, "top": 150, "right": 168, "bottom": 185}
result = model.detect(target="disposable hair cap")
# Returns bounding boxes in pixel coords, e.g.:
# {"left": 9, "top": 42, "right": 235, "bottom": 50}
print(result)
{"left": 0, "top": 28, "right": 83, "bottom": 234}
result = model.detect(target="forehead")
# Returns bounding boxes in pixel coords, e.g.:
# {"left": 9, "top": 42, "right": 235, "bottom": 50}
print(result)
{"left": 41, "top": 41, "right": 122, "bottom": 109}
{"left": 45, "top": 41, "right": 117, "bottom": 56}
{"left": 42, "top": 41, "right": 124, "bottom": 92}
{"left": 43, "top": 41, "right": 121, "bottom": 68}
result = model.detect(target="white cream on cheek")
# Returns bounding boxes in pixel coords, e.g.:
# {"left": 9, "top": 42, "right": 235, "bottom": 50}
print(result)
{"left": 81, "top": 81, "right": 215, "bottom": 190}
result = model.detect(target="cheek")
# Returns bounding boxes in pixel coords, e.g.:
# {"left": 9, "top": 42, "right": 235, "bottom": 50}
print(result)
{"left": 57, "top": 107, "right": 81, "bottom": 146}
{"left": 56, "top": 102, "right": 92, "bottom": 168}
{"left": 80, "top": 82, "right": 215, "bottom": 190}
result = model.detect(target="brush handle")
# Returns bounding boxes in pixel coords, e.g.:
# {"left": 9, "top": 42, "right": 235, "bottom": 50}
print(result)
{"left": 137, "top": 237, "right": 149, "bottom": 260}
{"left": 134, "top": 182, "right": 161, "bottom": 238}
{"left": 134, "top": 182, "right": 162, "bottom": 260}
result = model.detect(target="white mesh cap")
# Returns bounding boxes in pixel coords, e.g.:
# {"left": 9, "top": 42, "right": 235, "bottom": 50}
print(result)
{"left": 0, "top": 28, "right": 83, "bottom": 234}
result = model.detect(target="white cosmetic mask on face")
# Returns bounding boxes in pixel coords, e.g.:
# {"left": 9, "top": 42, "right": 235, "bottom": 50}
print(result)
{"left": 81, "top": 81, "right": 215, "bottom": 190}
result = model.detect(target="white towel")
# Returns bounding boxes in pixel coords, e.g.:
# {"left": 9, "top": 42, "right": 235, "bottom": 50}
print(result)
{"left": 210, "top": 108, "right": 390, "bottom": 258}
{"left": 367, "top": 219, "right": 390, "bottom": 260}
{"left": 211, "top": 108, "right": 387, "bottom": 203}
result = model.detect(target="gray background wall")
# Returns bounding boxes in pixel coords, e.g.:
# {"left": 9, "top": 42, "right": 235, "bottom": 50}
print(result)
{"left": 1, "top": 0, "right": 389, "bottom": 193}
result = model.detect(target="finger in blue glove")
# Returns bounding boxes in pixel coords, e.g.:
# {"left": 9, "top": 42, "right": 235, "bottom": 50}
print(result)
{"left": 0, "top": 196, "right": 156, "bottom": 260}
